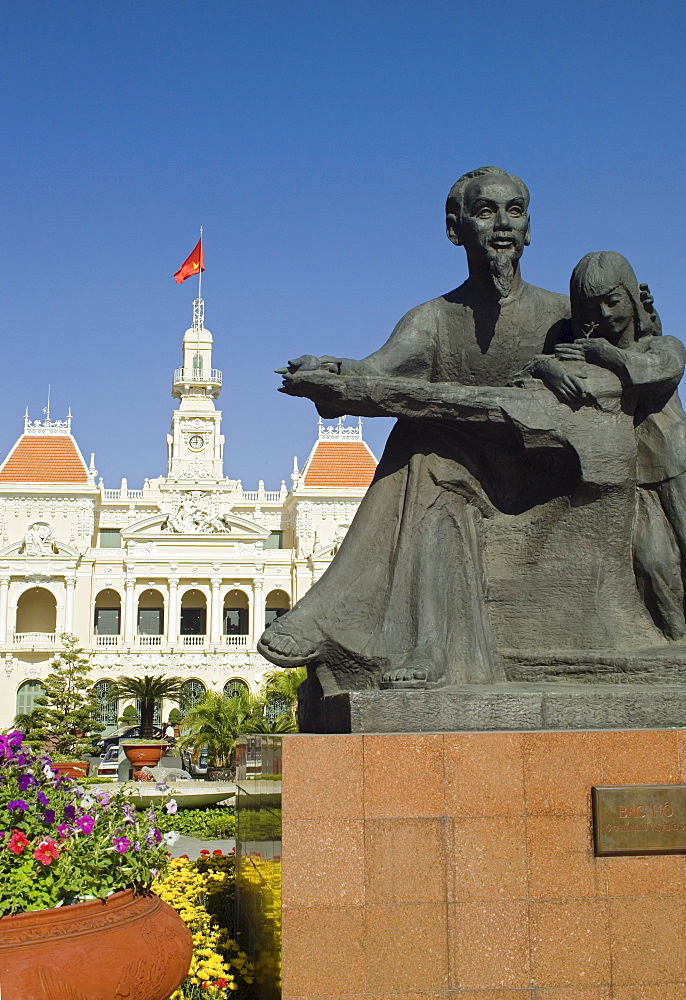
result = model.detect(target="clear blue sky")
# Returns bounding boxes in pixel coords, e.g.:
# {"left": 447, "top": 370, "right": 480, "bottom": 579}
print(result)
{"left": 1, "top": 0, "right": 684, "bottom": 488}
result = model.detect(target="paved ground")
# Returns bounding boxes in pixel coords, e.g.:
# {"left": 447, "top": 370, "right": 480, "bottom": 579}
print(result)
{"left": 169, "top": 837, "right": 236, "bottom": 860}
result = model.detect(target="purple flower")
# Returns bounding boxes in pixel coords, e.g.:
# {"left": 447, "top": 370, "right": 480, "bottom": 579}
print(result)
{"left": 133, "top": 841, "right": 140, "bottom": 851}
{"left": 7, "top": 800, "right": 27, "bottom": 812}
{"left": 63, "top": 804, "right": 76, "bottom": 823}
{"left": 43, "top": 809, "right": 56, "bottom": 824}
{"left": 147, "top": 828, "right": 162, "bottom": 845}
{"left": 37, "top": 791, "right": 49, "bottom": 806}
{"left": 0, "top": 731, "right": 23, "bottom": 761}
{"left": 112, "top": 836, "right": 131, "bottom": 854}
{"left": 76, "top": 815, "right": 95, "bottom": 835}
{"left": 56, "top": 823, "right": 71, "bottom": 838}
{"left": 165, "top": 798, "right": 178, "bottom": 816}
{"left": 95, "top": 792, "right": 110, "bottom": 807}
{"left": 122, "top": 805, "right": 135, "bottom": 825}
{"left": 18, "top": 774, "right": 36, "bottom": 791}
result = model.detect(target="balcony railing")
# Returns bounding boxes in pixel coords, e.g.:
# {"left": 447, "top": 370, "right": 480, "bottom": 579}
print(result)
{"left": 173, "top": 367, "right": 222, "bottom": 386}
{"left": 95, "top": 635, "right": 120, "bottom": 647}
{"left": 181, "top": 635, "right": 205, "bottom": 646}
{"left": 137, "top": 635, "right": 162, "bottom": 646}
{"left": 103, "top": 489, "right": 143, "bottom": 500}
{"left": 13, "top": 632, "right": 57, "bottom": 647}
{"left": 242, "top": 491, "right": 282, "bottom": 501}
{"left": 221, "top": 634, "right": 249, "bottom": 648}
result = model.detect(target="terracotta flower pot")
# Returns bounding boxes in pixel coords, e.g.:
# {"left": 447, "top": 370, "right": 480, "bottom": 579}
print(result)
{"left": 50, "top": 761, "right": 89, "bottom": 779}
{"left": 0, "top": 888, "right": 192, "bottom": 1000}
{"left": 122, "top": 742, "right": 166, "bottom": 778}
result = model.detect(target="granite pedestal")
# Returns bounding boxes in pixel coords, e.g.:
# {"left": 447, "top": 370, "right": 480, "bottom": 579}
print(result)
{"left": 270, "top": 728, "right": 686, "bottom": 999}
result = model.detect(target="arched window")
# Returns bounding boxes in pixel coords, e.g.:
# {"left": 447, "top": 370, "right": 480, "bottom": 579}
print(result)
{"left": 94, "top": 589, "right": 121, "bottom": 635}
{"left": 223, "top": 589, "right": 248, "bottom": 635}
{"left": 16, "top": 679, "right": 46, "bottom": 717}
{"left": 223, "top": 679, "right": 249, "bottom": 700}
{"left": 16, "top": 588, "right": 56, "bottom": 634}
{"left": 179, "top": 678, "right": 206, "bottom": 713}
{"left": 93, "top": 679, "right": 118, "bottom": 728}
{"left": 137, "top": 588, "right": 164, "bottom": 635}
{"left": 180, "top": 589, "right": 206, "bottom": 635}
{"left": 265, "top": 589, "right": 290, "bottom": 628}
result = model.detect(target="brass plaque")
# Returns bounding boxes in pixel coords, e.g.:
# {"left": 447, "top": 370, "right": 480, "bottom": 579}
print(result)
{"left": 592, "top": 785, "right": 686, "bottom": 856}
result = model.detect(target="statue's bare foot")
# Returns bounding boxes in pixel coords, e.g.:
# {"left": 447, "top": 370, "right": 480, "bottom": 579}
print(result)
{"left": 257, "top": 622, "right": 321, "bottom": 668}
{"left": 380, "top": 648, "right": 446, "bottom": 689}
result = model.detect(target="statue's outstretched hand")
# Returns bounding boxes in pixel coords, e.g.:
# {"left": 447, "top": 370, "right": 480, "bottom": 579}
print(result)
{"left": 526, "top": 355, "right": 585, "bottom": 406}
{"left": 275, "top": 355, "right": 343, "bottom": 376}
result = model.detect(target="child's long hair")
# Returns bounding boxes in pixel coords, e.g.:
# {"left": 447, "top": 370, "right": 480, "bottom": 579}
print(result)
{"left": 570, "top": 251, "right": 660, "bottom": 341}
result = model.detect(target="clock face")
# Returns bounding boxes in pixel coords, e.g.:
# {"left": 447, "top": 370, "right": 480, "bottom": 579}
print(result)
{"left": 188, "top": 435, "right": 205, "bottom": 452}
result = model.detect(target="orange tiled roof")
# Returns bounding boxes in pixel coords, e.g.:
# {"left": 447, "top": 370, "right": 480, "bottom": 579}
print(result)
{"left": 0, "top": 436, "right": 89, "bottom": 484}
{"left": 302, "top": 441, "right": 377, "bottom": 488}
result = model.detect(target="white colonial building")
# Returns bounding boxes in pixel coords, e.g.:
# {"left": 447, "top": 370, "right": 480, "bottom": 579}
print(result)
{"left": 0, "top": 297, "right": 377, "bottom": 731}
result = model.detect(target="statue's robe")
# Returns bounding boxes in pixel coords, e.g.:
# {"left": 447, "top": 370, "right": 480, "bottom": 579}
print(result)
{"left": 266, "top": 280, "right": 666, "bottom": 690}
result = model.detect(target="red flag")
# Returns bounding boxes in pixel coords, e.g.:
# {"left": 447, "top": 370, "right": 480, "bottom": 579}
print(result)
{"left": 174, "top": 239, "right": 205, "bottom": 283}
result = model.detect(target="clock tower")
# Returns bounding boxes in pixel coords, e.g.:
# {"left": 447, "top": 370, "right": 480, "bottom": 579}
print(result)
{"left": 167, "top": 297, "right": 225, "bottom": 482}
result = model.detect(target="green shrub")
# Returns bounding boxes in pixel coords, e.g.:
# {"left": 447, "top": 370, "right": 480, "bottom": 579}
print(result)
{"left": 157, "top": 806, "right": 235, "bottom": 840}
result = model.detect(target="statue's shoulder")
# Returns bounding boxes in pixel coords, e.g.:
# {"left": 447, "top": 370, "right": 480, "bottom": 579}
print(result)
{"left": 521, "top": 281, "right": 571, "bottom": 319}
{"left": 399, "top": 282, "right": 471, "bottom": 320}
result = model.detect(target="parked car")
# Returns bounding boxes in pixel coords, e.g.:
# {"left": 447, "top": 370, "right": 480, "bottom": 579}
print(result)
{"left": 181, "top": 746, "right": 209, "bottom": 777}
{"left": 96, "top": 725, "right": 164, "bottom": 757}
{"left": 96, "top": 744, "right": 121, "bottom": 778}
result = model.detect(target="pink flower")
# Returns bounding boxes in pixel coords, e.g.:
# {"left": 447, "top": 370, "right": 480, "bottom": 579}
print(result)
{"left": 112, "top": 836, "right": 131, "bottom": 853}
{"left": 76, "top": 815, "right": 95, "bottom": 835}
{"left": 6, "top": 829, "right": 30, "bottom": 854}
{"left": 56, "top": 823, "right": 71, "bottom": 838}
{"left": 33, "top": 837, "right": 60, "bottom": 865}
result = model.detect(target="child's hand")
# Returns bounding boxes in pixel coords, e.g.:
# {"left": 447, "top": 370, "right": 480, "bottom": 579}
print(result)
{"left": 556, "top": 339, "right": 624, "bottom": 368}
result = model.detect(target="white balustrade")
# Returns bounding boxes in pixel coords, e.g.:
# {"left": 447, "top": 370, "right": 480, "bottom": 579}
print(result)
{"left": 137, "top": 635, "right": 162, "bottom": 646}
{"left": 13, "top": 632, "right": 57, "bottom": 646}
{"left": 221, "top": 634, "right": 249, "bottom": 648}
{"left": 181, "top": 635, "right": 206, "bottom": 646}
{"left": 103, "top": 489, "right": 143, "bottom": 500}
{"left": 95, "top": 635, "right": 120, "bottom": 647}
{"left": 173, "top": 367, "right": 222, "bottom": 385}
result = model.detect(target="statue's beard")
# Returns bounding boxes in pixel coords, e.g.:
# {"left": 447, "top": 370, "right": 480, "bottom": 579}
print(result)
{"left": 489, "top": 253, "right": 516, "bottom": 298}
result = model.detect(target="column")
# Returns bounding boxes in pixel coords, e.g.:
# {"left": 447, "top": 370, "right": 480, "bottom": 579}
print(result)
{"left": 167, "top": 578, "right": 179, "bottom": 644}
{"left": 252, "top": 577, "right": 265, "bottom": 644}
{"left": 210, "top": 577, "right": 222, "bottom": 644}
{"left": 64, "top": 576, "right": 76, "bottom": 634}
{"left": 0, "top": 577, "right": 9, "bottom": 645}
{"left": 124, "top": 578, "right": 136, "bottom": 643}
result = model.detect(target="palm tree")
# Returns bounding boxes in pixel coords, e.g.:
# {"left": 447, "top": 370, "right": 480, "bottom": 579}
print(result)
{"left": 244, "top": 712, "right": 297, "bottom": 734}
{"left": 179, "top": 690, "right": 261, "bottom": 770}
{"left": 260, "top": 666, "right": 307, "bottom": 726}
{"left": 114, "top": 674, "right": 184, "bottom": 739}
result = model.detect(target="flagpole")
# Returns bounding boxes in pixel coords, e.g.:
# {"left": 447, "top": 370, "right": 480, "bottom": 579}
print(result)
{"left": 198, "top": 226, "right": 203, "bottom": 309}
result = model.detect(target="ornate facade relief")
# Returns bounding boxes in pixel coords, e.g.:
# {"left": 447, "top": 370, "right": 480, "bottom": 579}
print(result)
{"left": 295, "top": 503, "right": 313, "bottom": 543}
{"left": 20, "top": 522, "right": 59, "bottom": 556}
{"left": 161, "top": 492, "right": 232, "bottom": 534}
